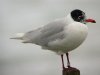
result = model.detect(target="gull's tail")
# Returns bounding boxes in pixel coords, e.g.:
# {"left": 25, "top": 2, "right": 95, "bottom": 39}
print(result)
{"left": 10, "top": 33, "right": 25, "bottom": 40}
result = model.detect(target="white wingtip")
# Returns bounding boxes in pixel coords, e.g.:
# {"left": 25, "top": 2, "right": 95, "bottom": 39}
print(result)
{"left": 10, "top": 33, "right": 25, "bottom": 40}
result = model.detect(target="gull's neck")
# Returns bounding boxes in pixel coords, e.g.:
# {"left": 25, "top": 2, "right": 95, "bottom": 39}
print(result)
{"left": 65, "top": 13, "right": 75, "bottom": 24}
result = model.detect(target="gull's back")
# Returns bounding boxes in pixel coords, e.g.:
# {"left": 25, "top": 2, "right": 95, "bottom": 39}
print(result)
{"left": 22, "top": 18, "right": 67, "bottom": 47}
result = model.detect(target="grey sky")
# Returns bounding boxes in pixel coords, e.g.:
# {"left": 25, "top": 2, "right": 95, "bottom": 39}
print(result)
{"left": 0, "top": 0, "right": 100, "bottom": 75}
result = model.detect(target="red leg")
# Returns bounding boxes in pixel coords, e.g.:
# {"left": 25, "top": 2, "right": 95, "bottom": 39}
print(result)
{"left": 61, "top": 54, "right": 65, "bottom": 69}
{"left": 66, "top": 53, "right": 71, "bottom": 68}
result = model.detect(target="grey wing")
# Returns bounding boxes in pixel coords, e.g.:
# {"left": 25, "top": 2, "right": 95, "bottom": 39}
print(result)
{"left": 23, "top": 19, "right": 67, "bottom": 46}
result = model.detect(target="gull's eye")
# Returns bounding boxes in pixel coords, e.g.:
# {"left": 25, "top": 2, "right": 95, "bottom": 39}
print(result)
{"left": 78, "top": 15, "right": 84, "bottom": 20}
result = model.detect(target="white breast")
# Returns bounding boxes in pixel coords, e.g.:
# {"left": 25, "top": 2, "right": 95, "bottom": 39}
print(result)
{"left": 47, "top": 22, "right": 88, "bottom": 54}
{"left": 64, "top": 22, "right": 88, "bottom": 50}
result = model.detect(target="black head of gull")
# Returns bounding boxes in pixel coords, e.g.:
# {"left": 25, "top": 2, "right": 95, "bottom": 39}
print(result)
{"left": 71, "top": 9, "right": 86, "bottom": 23}
{"left": 71, "top": 9, "right": 96, "bottom": 24}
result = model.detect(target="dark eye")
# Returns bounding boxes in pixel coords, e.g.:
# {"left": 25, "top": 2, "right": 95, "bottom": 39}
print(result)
{"left": 78, "top": 15, "right": 84, "bottom": 20}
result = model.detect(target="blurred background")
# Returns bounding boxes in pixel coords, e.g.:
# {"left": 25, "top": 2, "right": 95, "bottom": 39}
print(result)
{"left": 0, "top": 0, "right": 100, "bottom": 75}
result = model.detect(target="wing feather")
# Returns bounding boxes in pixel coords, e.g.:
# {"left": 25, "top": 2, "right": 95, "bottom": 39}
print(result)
{"left": 23, "top": 18, "right": 67, "bottom": 46}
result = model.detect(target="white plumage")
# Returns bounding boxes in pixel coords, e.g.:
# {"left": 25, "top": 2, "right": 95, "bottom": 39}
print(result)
{"left": 11, "top": 12, "right": 88, "bottom": 54}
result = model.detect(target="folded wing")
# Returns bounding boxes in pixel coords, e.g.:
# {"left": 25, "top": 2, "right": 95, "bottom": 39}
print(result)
{"left": 22, "top": 18, "right": 67, "bottom": 47}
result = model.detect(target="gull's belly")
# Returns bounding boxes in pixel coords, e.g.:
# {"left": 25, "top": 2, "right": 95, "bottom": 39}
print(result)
{"left": 47, "top": 22, "right": 88, "bottom": 53}
{"left": 61, "top": 30, "right": 88, "bottom": 52}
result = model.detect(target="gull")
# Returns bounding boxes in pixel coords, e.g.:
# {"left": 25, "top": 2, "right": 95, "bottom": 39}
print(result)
{"left": 11, "top": 9, "right": 96, "bottom": 70}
